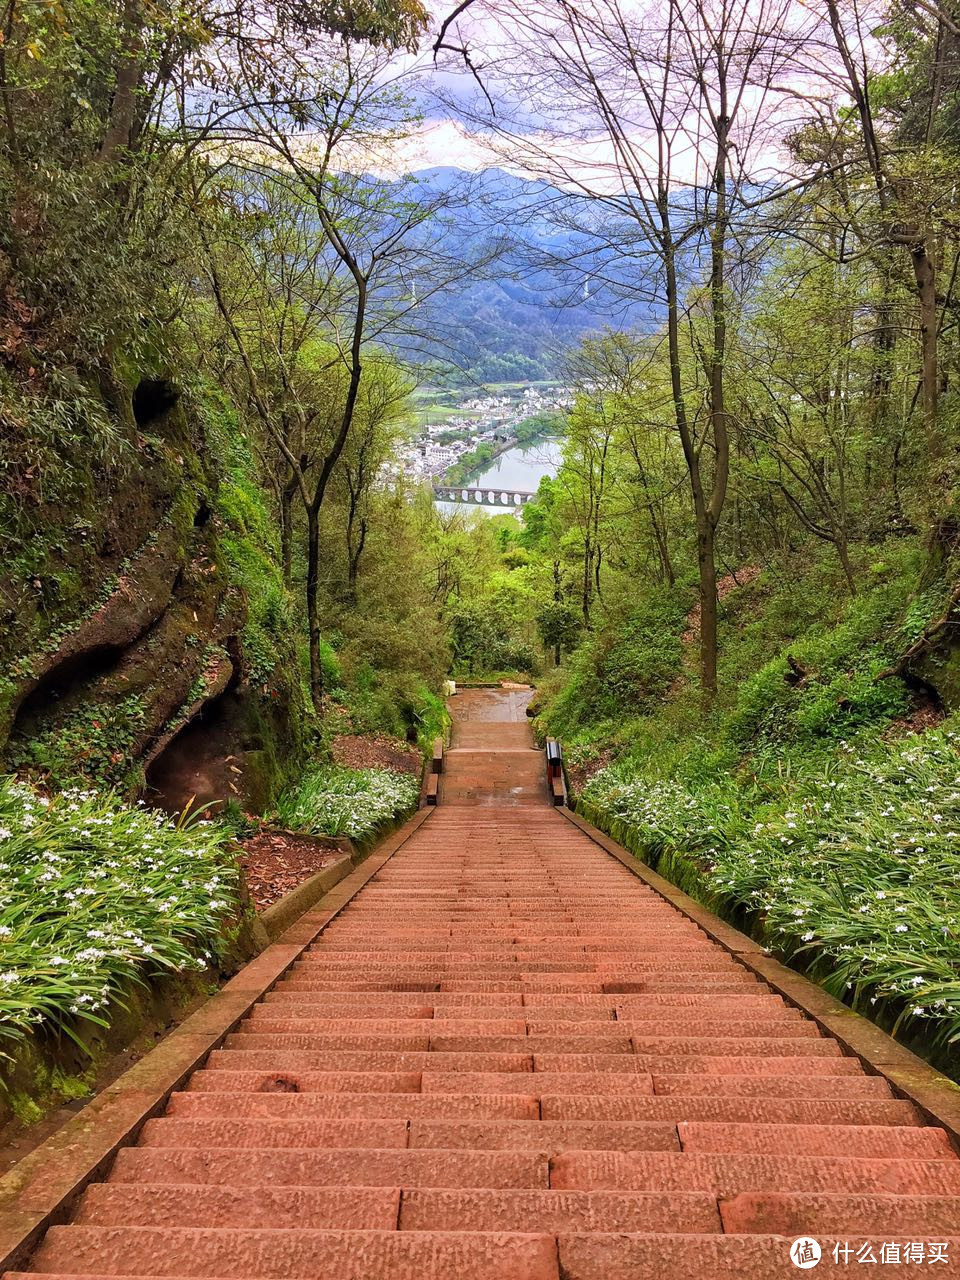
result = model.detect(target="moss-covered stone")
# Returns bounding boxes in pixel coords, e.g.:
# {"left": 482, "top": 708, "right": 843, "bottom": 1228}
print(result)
{"left": 1, "top": 372, "right": 308, "bottom": 809}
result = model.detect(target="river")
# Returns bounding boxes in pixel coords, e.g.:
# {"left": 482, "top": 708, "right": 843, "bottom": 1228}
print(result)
{"left": 434, "top": 437, "right": 564, "bottom": 515}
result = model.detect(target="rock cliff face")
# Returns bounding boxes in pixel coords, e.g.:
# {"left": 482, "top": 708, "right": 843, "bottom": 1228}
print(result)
{"left": 0, "top": 377, "right": 306, "bottom": 812}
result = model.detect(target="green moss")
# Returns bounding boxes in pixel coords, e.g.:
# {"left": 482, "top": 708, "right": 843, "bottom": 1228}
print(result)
{"left": 9, "top": 1093, "right": 43, "bottom": 1125}
{"left": 47, "top": 1067, "right": 94, "bottom": 1102}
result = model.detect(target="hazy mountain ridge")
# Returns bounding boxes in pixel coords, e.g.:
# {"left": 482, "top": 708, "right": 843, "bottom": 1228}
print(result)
{"left": 406, "top": 166, "right": 658, "bottom": 381}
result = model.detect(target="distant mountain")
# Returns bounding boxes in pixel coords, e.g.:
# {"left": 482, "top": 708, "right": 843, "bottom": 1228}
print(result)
{"left": 398, "top": 166, "right": 661, "bottom": 383}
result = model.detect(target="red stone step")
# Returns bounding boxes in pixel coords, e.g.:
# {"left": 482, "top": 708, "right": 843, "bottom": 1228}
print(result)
{"left": 397, "top": 1188, "right": 721, "bottom": 1233}
{"left": 720, "top": 1190, "right": 960, "bottom": 1235}
{"left": 539, "top": 1094, "right": 919, "bottom": 1125}
{"left": 167, "top": 1090, "right": 541, "bottom": 1119}
{"left": 260, "top": 993, "right": 441, "bottom": 1014}
{"left": 258, "top": 991, "right": 527, "bottom": 1009}
{"left": 600, "top": 978, "right": 762, "bottom": 993}
{"left": 652, "top": 1073, "right": 891, "bottom": 1097}
{"left": 407, "top": 1119, "right": 680, "bottom": 1151}
{"left": 419, "top": 1072, "right": 654, "bottom": 1095}
{"left": 677, "top": 1120, "right": 956, "bottom": 1159}
{"left": 185, "top": 1070, "right": 423, "bottom": 1093}
{"left": 428, "top": 1034, "right": 634, "bottom": 1054}
{"left": 137, "top": 1117, "right": 413, "bottom": 1149}
{"left": 225, "top": 1031, "right": 632, "bottom": 1055}
{"left": 27, "top": 1226, "right": 560, "bottom": 1279}
{"left": 633, "top": 1054, "right": 866, "bottom": 1076}
{"left": 629, "top": 1034, "right": 840, "bottom": 1057}
{"left": 74, "top": 1183, "right": 401, "bottom": 1229}
{"left": 243, "top": 1016, "right": 527, "bottom": 1037}
{"left": 525, "top": 1053, "right": 646, "bottom": 1074}
{"left": 206, "top": 1049, "right": 535, "bottom": 1073}
{"left": 224, "top": 1030, "right": 434, "bottom": 1052}
{"left": 550, "top": 1150, "right": 960, "bottom": 1195}
{"left": 539, "top": 1050, "right": 855, "bottom": 1075}
{"left": 528, "top": 993, "right": 784, "bottom": 1011}
{"left": 109, "top": 1146, "right": 551, "bottom": 1188}
{"left": 530, "top": 1018, "right": 816, "bottom": 1038}
{"left": 555, "top": 1233, "right": 960, "bottom": 1279}
{"left": 275, "top": 979, "right": 448, "bottom": 992}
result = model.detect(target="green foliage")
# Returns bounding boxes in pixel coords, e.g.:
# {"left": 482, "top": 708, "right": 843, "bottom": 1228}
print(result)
{"left": 410, "top": 686, "right": 450, "bottom": 753}
{"left": 446, "top": 442, "right": 496, "bottom": 485}
{"left": 728, "top": 568, "right": 916, "bottom": 745}
{"left": 205, "top": 399, "right": 303, "bottom": 696}
{"left": 543, "top": 588, "right": 689, "bottom": 736}
{"left": 583, "top": 724, "right": 960, "bottom": 1048}
{"left": 0, "top": 777, "right": 240, "bottom": 1052}
{"left": 447, "top": 600, "right": 538, "bottom": 677}
{"left": 7, "top": 697, "right": 149, "bottom": 790}
{"left": 273, "top": 766, "right": 419, "bottom": 840}
{"left": 535, "top": 599, "right": 581, "bottom": 658}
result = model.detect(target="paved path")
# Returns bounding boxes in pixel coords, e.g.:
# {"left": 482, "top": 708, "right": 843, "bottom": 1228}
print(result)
{"left": 11, "top": 691, "right": 960, "bottom": 1278}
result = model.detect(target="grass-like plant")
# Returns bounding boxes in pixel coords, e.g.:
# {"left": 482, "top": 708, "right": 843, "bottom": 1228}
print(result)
{"left": 273, "top": 766, "right": 420, "bottom": 841}
{"left": 0, "top": 777, "right": 240, "bottom": 1052}
{"left": 582, "top": 724, "right": 960, "bottom": 1048}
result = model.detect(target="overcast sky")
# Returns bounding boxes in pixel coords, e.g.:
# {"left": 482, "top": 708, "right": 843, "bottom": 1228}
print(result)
{"left": 373, "top": 0, "right": 855, "bottom": 193}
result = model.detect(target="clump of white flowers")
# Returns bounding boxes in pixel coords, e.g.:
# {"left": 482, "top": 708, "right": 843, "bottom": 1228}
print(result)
{"left": 582, "top": 726, "right": 960, "bottom": 1047}
{"left": 0, "top": 777, "right": 240, "bottom": 1049}
{"left": 274, "top": 766, "right": 420, "bottom": 841}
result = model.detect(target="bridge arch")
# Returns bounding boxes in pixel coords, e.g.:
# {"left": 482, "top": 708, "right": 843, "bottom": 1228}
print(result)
{"left": 432, "top": 485, "right": 538, "bottom": 508}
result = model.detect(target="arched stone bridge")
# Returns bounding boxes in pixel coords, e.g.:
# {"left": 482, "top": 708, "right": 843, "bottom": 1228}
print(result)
{"left": 433, "top": 485, "right": 537, "bottom": 507}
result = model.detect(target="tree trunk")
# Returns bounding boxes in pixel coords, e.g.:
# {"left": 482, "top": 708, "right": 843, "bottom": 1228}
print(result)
{"left": 651, "top": 507, "right": 676, "bottom": 587}
{"left": 348, "top": 518, "right": 367, "bottom": 592}
{"left": 663, "top": 228, "right": 718, "bottom": 697}
{"left": 912, "top": 240, "right": 939, "bottom": 451}
{"left": 700, "top": 90, "right": 731, "bottom": 705}
{"left": 99, "top": 0, "right": 143, "bottom": 163}
{"left": 697, "top": 520, "right": 718, "bottom": 699}
{"left": 837, "top": 533, "right": 857, "bottom": 596}
{"left": 306, "top": 506, "right": 322, "bottom": 713}
{"left": 280, "top": 473, "right": 297, "bottom": 586}
{"left": 581, "top": 534, "right": 593, "bottom": 627}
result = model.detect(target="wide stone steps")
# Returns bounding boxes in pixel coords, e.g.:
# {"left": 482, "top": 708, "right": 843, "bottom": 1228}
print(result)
{"left": 15, "top": 1228, "right": 960, "bottom": 1280}
{"left": 12, "top": 689, "right": 960, "bottom": 1278}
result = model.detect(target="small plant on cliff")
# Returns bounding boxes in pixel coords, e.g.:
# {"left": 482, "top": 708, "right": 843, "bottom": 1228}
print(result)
{"left": 274, "top": 766, "right": 419, "bottom": 841}
{"left": 7, "top": 696, "right": 150, "bottom": 790}
{"left": 0, "top": 778, "right": 241, "bottom": 1053}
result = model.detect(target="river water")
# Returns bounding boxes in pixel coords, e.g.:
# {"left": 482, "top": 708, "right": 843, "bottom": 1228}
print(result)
{"left": 434, "top": 437, "right": 564, "bottom": 515}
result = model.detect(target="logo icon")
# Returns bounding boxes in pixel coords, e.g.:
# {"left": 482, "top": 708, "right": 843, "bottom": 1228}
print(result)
{"left": 790, "top": 1238, "right": 822, "bottom": 1269}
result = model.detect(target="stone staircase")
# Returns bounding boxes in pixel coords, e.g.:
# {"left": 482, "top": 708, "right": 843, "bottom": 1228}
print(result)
{"left": 10, "top": 692, "right": 960, "bottom": 1278}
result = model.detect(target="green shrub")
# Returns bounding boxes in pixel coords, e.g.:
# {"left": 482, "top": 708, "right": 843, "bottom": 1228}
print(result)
{"left": 7, "top": 696, "right": 149, "bottom": 789}
{"left": 543, "top": 588, "right": 688, "bottom": 736}
{"left": 727, "top": 570, "right": 914, "bottom": 745}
